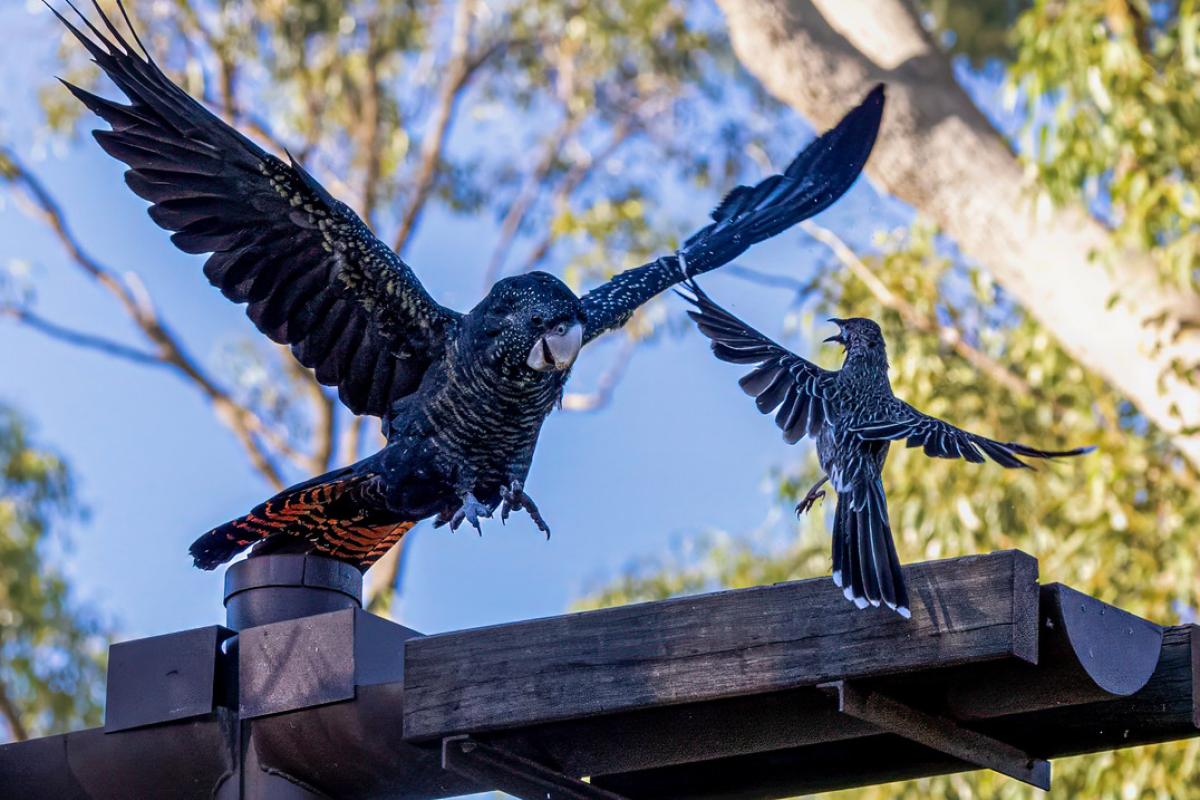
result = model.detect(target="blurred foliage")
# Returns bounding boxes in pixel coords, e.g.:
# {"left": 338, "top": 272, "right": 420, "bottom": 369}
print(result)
{"left": 579, "top": 224, "right": 1200, "bottom": 796}
{"left": 918, "top": 0, "right": 1031, "bottom": 64}
{"left": 1010, "top": 0, "right": 1200, "bottom": 289}
{"left": 0, "top": 404, "right": 107, "bottom": 742}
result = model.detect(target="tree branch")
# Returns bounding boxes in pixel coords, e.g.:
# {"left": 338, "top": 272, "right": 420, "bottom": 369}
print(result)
{"left": 1, "top": 306, "right": 162, "bottom": 367}
{"left": 561, "top": 335, "right": 639, "bottom": 413}
{"left": 172, "top": 0, "right": 237, "bottom": 120}
{"left": 359, "top": 13, "right": 385, "bottom": 230}
{"left": 365, "top": 538, "right": 407, "bottom": 617}
{"left": 271, "top": 344, "right": 337, "bottom": 474}
{"left": 481, "top": 112, "right": 584, "bottom": 289}
{"left": 724, "top": 263, "right": 823, "bottom": 301}
{"left": 800, "top": 221, "right": 1035, "bottom": 398}
{"left": 0, "top": 680, "right": 29, "bottom": 743}
{"left": 392, "top": 0, "right": 482, "bottom": 254}
{"left": 513, "top": 117, "right": 639, "bottom": 276}
{"left": 1, "top": 147, "right": 288, "bottom": 490}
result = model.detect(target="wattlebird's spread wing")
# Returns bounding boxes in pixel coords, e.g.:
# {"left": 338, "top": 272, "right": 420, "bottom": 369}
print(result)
{"left": 851, "top": 399, "right": 1095, "bottom": 468}
{"left": 53, "top": 1, "right": 460, "bottom": 417}
{"left": 580, "top": 84, "right": 884, "bottom": 342}
{"left": 679, "top": 280, "right": 835, "bottom": 444}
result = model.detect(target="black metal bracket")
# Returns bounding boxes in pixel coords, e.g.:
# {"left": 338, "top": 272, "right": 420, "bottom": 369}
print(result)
{"left": 442, "top": 735, "right": 630, "bottom": 800}
{"left": 819, "top": 680, "right": 1051, "bottom": 790}
{"left": 104, "top": 625, "right": 236, "bottom": 733}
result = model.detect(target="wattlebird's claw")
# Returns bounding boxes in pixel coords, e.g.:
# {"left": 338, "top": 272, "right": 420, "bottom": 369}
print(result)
{"left": 795, "top": 476, "right": 830, "bottom": 517}
{"left": 445, "top": 492, "right": 491, "bottom": 535}
{"left": 795, "top": 490, "right": 825, "bottom": 516}
{"left": 499, "top": 480, "right": 551, "bottom": 539}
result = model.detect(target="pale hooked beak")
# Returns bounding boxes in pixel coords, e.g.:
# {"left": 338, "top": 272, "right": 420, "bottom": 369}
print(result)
{"left": 823, "top": 318, "right": 846, "bottom": 345}
{"left": 527, "top": 322, "right": 584, "bottom": 372}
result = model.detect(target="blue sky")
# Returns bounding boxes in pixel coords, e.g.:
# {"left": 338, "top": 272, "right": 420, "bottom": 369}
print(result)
{"left": 0, "top": 2, "right": 966, "bottom": 647}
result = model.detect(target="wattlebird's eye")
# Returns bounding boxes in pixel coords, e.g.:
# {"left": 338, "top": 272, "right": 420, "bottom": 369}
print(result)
{"left": 553, "top": 323, "right": 568, "bottom": 336}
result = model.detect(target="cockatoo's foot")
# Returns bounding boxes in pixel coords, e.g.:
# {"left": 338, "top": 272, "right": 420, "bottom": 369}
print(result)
{"left": 433, "top": 492, "right": 493, "bottom": 535}
{"left": 499, "top": 480, "right": 551, "bottom": 539}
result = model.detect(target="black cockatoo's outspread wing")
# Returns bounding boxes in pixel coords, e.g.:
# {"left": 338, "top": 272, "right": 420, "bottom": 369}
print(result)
{"left": 851, "top": 400, "right": 1096, "bottom": 468}
{"left": 581, "top": 84, "right": 885, "bottom": 342}
{"left": 679, "top": 280, "right": 835, "bottom": 444}
{"left": 52, "top": 1, "right": 460, "bottom": 417}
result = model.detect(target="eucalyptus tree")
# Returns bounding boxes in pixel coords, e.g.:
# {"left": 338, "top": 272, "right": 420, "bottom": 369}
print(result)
{"left": 583, "top": 2, "right": 1200, "bottom": 795}
{"left": 0, "top": 405, "right": 107, "bottom": 744}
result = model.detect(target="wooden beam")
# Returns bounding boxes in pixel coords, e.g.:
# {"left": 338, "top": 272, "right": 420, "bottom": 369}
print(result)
{"left": 592, "top": 734, "right": 984, "bottom": 800}
{"left": 822, "top": 681, "right": 1050, "bottom": 789}
{"left": 441, "top": 736, "right": 629, "bottom": 800}
{"left": 482, "top": 686, "right": 868, "bottom": 778}
{"left": 943, "top": 583, "right": 1162, "bottom": 719}
{"left": 5, "top": 553, "right": 1192, "bottom": 800}
{"left": 590, "top": 626, "right": 1198, "bottom": 800}
{"left": 0, "top": 713, "right": 235, "bottom": 800}
{"left": 404, "top": 551, "right": 1039, "bottom": 741}
{"left": 982, "top": 623, "right": 1199, "bottom": 756}
{"left": 481, "top": 589, "right": 1165, "bottom": 780}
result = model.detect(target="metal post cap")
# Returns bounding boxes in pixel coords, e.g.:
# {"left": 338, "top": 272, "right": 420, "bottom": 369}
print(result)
{"left": 223, "top": 554, "right": 362, "bottom": 630}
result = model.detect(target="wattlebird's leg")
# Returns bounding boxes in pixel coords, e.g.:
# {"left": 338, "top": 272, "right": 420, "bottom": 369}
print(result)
{"left": 499, "top": 480, "right": 551, "bottom": 539}
{"left": 433, "top": 492, "right": 493, "bottom": 535}
{"left": 795, "top": 475, "right": 830, "bottom": 517}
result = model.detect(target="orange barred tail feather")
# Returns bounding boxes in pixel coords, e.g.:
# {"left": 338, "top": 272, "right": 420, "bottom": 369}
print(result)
{"left": 189, "top": 520, "right": 260, "bottom": 570}
{"left": 189, "top": 468, "right": 413, "bottom": 570}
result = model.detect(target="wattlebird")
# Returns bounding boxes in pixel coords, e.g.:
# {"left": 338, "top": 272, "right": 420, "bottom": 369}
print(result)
{"left": 680, "top": 281, "right": 1094, "bottom": 617}
{"left": 53, "top": 0, "right": 885, "bottom": 570}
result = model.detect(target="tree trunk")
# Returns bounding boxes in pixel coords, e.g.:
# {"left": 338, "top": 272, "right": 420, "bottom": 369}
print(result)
{"left": 717, "top": 0, "right": 1200, "bottom": 470}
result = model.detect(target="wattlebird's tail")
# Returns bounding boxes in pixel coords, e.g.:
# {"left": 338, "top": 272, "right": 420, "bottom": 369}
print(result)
{"left": 189, "top": 466, "right": 410, "bottom": 570}
{"left": 831, "top": 478, "right": 910, "bottom": 618}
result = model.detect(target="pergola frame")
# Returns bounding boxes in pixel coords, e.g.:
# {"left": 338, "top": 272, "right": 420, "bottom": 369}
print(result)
{"left": 1, "top": 550, "right": 1195, "bottom": 798}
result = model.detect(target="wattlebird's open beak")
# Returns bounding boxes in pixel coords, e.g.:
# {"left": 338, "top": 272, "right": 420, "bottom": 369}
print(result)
{"left": 824, "top": 318, "right": 846, "bottom": 345}
{"left": 527, "top": 322, "right": 584, "bottom": 372}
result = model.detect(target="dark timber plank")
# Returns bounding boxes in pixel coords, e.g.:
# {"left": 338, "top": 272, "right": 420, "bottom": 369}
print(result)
{"left": 441, "top": 737, "right": 629, "bottom": 800}
{"left": 944, "top": 583, "right": 1163, "bottom": 719}
{"left": 485, "top": 686, "right": 870, "bottom": 777}
{"left": 403, "top": 550, "right": 1039, "bottom": 740}
{"left": 485, "top": 590, "right": 1166, "bottom": 780}
{"left": 824, "top": 681, "right": 1050, "bottom": 789}
{"left": 983, "top": 623, "right": 1199, "bottom": 756}
{"left": 592, "top": 626, "right": 1198, "bottom": 800}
